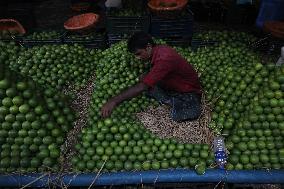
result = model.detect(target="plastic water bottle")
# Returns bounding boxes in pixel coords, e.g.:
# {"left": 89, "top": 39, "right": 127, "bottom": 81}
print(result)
{"left": 213, "top": 136, "right": 227, "bottom": 169}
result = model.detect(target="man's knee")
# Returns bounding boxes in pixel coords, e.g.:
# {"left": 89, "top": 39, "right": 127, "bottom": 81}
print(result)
{"left": 171, "top": 94, "right": 202, "bottom": 122}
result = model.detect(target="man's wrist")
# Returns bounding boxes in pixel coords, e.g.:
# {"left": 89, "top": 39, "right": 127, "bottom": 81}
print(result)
{"left": 111, "top": 97, "right": 119, "bottom": 106}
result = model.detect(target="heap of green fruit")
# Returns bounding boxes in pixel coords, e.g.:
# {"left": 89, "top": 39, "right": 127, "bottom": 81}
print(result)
{"left": 71, "top": 41, "right": 214, "bottom": 172}
{"left": 0, "top": 42, "right": 22, "bottom": 66}
{"left": 0, "top": 30, "right": 23, "bottom": 40}
{"left": 0, "top": 42, "right": 99, "bottom": 90}
{"left": 65, "top": 33, "right": 105, "bottom": 41}
{"left": 0, "top": 64, "right": 75, "bottom": 173}
{"left": 177, "top": 38, "right": 284, "bottom": 170}
{"left": 176, "top": 43, "right": 260, "bottom": 133}
{"left": 192, "top": 30, "right": 257, "bottom": 48}
{"left": 24, "top": 31, "right": 62, "bottom": 41}
{"left": 0, "top": 29, "right": 282, "bottom": 174}
{"left": 225, "top": 64, "right": 284, "bottom": 170}
{"left": 110, "top": 9, "right": 145, "bottom": 17}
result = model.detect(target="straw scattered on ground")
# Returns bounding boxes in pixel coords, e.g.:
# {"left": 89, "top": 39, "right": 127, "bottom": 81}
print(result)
{"left": 136, "top": 96, "right": 214, "bottom": 144}
{"left": 61, "top": 75, "right": 96, "bottom": 172}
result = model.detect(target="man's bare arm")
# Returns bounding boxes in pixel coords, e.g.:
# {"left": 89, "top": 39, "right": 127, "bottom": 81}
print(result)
{"left": 101, "top": 82, "right": 148, "bottom": 118}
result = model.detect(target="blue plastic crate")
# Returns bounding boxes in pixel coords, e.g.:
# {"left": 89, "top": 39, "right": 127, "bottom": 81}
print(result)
{"left": 150, "top": 10, "right": 194, "bottom": 38}
{"left": 256, "top": 0, "right": 284, "bottom": 28}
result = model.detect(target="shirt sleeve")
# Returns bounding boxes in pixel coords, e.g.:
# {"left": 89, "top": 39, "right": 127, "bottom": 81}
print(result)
{"left": 142, "top": 59, "right": 173, "bottom": 87}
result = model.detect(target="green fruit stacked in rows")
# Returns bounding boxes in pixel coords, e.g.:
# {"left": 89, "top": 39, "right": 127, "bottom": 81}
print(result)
{"left": 226, "top": 64, "right": 284, "bottom": 170}
{"left": 176, "top": 43, "right": 262, "bottom": 135}
{"left": 193, "top": 30, "right": 257, "bottom": 47}
{"left": 67, "top": 33, "right": 104, "bottom": 41}
{"left": 4, "top": 43, "right": 99, "bottom": 90}
{"left": 0, "top": 66, "right": 75, "bottom": 173}
{"left": 72, "top": 117, "right": 213, "bottom": 172}
{"left": 72, "top": 41, "right": 214, "bottom": 172}
{"left": 24, "top": 31, "right": 61, "bottom": 40}
{"left": 177, "top": 37, "right": 284, "bottom": 170}
{"left": 0, "top": 42, "right": 22, "bottom": 66}
{"left": 111, "top": 9, "right": 144, "bottom": 17}
{"left": 89, "top": 41, "right": 154, "bottom": 121}
{"left": 0, "top": 30, "right": 23, "bottom": 40}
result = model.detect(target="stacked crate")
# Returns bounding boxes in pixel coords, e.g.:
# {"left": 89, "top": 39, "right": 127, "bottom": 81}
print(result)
{"left": 150, "top": 8, "right": 194, "bottom": 47}
{"left": 106, "top": 0, "right": 150, "bottom": 45}
{"left": 63, "top": 31, "right": 107, "bottom": 49}
{"left": 21, "top": 30, "right": 64, "bottom": 47}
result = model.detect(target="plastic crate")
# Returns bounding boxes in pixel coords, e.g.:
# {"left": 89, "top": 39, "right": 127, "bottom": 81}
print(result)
{"left": 106, "top": 9, "right": 150, "bottom": 34}
{"left": 191, "top": 38, "right": 219, "bottom": 51}
{"left": 21, "top": 40, "right": 62, "bottom": 48}
{"left": 160, "top": 36, "right": 191, "bottom": 47}
{"left": 150, "top": 9, "right": 193, "bottom": 37}
{"left": 63, "top": 32, "right": 107, "bottom": 49}
{"left": 256, "top": 0, "right": 284, "bottom": 28}
{"left": 0, "top": 35, "right": 23, "bottom": 43}
{"left": 22, "top": 30, "right": 64, "bottom": 47}
{"left": 107, "top": 33, "right": 130, "bottom": 46}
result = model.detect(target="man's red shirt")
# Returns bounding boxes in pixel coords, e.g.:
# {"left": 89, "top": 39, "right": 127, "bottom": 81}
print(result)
{"left": 143, "top": 45, "right": 202, "bottom": 94}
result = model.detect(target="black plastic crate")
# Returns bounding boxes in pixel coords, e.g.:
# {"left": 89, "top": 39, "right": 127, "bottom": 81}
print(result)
{"left": 191, "top": 38, "right": 219, "bottom": 50}
{"left": 161, "top": 36, "right": 191, "bottom": 47}
{"left": 63, "top": 32, "right": 107, "bottom": 49}
{"left": 150, "top": 9, "right": 194, "bottom": 38}
{"left": 107, "top": 33, "right": 130, "bottom": 46}
{"left": 106, "top": 8, "right": 150, "bottom": 34}
{"left": 22, "top": 30, "right": 64, "bottom": 46}
{"left": 106, "top": 16, "right": 150, "bottom": 34}
{"left": 0, "top": 35, "right": 23, "bottom": 43}
{"left": 21, "top": 40, "right": 62, "bottom": 48}
{"left": 63, "top": 32, "right": 105, "bottom": 43}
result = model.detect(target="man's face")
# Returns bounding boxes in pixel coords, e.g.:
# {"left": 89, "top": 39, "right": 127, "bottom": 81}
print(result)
{"left": 134, "top": 46, "right": 152, "bottom": 61}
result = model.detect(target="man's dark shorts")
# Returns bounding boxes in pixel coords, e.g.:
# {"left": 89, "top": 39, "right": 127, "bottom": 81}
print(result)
{"left": 146, "top": 86, "right": 202, "bottom": 122}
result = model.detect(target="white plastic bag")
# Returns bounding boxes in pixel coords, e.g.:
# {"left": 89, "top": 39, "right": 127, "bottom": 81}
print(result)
{"left": 105, "top": 0, "right": 122, "bottom": 8}
{"left": 276, "top": 46, "right": 284, "bottom": 66}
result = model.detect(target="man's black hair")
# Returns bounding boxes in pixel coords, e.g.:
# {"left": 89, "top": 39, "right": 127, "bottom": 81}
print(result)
{"left": 127, "top": 32, "right": 155, "bottom": 53}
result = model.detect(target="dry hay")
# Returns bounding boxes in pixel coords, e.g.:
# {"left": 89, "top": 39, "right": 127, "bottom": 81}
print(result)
{"left": 61, "top": 75, "right": 96, "bottom": 172}
{"left": 136, "top": 96, "right": 214, "bottom": 145}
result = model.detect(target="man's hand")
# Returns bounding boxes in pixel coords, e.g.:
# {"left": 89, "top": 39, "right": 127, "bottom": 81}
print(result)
{"left": 100, "top": 82, "right": 148, "bottom": 118}
{"left": 139, "top": 73, "right": 147, "bottom": 82}
{"left": 101, "top": 100, "right": 117, "bottom": 118}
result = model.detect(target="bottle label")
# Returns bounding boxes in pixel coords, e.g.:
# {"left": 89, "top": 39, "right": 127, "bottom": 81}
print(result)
{"left": 214, "top": 151, "right": 227, "bottom": 161}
